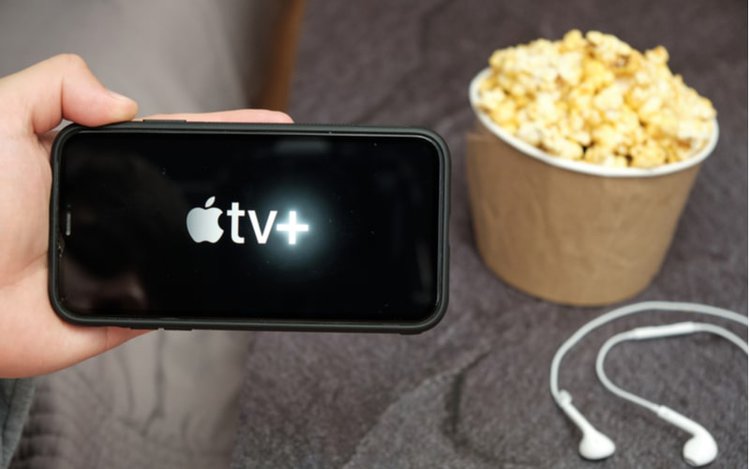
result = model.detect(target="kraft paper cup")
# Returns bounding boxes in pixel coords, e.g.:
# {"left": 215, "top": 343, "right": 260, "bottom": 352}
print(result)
{"left": 466, "top": 68, "right": 719, "bottom": 306}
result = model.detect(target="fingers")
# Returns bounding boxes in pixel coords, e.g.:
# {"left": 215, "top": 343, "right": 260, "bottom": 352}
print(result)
{"left": 0, "top": 262, "right": 152, "bottom": 378}
{"left": 143, "top": 109, "right": 293, "bottom": 123}
{"left": 0, "top": 54, "right": 291, "bottom": 138}
{"left": 0, "top": 54, "right": 138, "bottom": 135}
{"left": 102, "top": 327, "right": 150, "bottom": 351}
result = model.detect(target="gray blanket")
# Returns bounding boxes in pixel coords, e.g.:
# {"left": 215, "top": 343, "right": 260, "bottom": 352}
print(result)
{"left": 230, "top": 0, "right": 748, "bottom": 467}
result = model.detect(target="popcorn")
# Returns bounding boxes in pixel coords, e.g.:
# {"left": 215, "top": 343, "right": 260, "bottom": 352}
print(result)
{"left": 476, "top": 30, "right": 716, "bottom": 168}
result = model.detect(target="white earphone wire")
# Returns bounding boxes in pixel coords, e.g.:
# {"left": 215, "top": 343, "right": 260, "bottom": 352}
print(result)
{"left": 595, "top": 322, "right": 748, "bottom": 413}
{"left": 550, "top": 301, "right": 748, "bottom": 406}
{"left": 550, "top": 301, "right": 747, "bottom": 463}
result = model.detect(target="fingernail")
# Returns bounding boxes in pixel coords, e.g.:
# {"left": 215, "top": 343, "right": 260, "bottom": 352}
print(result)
{"left": 107, "top": 89, "right": 135, "bottom": 104}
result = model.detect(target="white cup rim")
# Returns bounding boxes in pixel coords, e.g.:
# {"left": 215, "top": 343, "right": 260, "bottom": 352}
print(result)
{"left": 469, "top": 68, "right": 719, "bottom": 178}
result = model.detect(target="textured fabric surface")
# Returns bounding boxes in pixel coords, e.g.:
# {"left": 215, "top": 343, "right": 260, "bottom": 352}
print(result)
{"left": 231, "top": 0, "right": 748, "bottom": 468}
{"left": 0, "top": 380, "right": 33, "bottom": 469}
{"left": 0, "top": 0, "right": 279, "bottom": 116}
{"left": 11, "top": 331, "right": 250, "bottom": 469}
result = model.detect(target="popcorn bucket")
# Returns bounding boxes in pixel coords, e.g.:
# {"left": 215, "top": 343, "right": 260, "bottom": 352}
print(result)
{"left": 467, "top": 69, "right": 719, "bottom": 306}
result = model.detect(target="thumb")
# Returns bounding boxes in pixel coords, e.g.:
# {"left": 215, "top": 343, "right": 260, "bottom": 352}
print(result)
{"left": 0, "top": 54, "right": 138, "bottom": 135}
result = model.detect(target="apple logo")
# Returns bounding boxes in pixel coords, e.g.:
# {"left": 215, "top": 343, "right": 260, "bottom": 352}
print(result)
{"left": 186, "top": 196, "right": 224, "bottom": 243}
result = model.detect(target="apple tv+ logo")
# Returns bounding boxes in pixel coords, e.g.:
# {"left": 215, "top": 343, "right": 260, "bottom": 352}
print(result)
{"left": 186, "top": 196, "right": 309, "bottom": 245}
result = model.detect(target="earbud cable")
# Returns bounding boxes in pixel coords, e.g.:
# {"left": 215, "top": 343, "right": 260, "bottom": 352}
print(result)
{"left": 550, "top": 301, "right": 748, "bottom": 407}
{"left": 595, "top": 322, "right": 748, "bottom": 413}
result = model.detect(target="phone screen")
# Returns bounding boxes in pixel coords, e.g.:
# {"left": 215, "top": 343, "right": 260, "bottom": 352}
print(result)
{"left": 51, "top": 125, "right": 448, "bottom": 327}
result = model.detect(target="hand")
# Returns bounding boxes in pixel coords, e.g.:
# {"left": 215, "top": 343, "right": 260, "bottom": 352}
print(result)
{"left": 0, "top": 54, "right": 292, "bottom": 378}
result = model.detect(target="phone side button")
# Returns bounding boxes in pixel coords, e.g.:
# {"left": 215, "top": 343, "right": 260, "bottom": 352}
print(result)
{"left": 141, "top": 119, "right": 188, "bottom": 123}
{"left": 127, "top": 325, "right": 193, "bottom": 331}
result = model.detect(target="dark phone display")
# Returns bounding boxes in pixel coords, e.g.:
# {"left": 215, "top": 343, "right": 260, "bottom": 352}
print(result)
{"left": 54, "top": 130, "right": 444, "bottom": 323}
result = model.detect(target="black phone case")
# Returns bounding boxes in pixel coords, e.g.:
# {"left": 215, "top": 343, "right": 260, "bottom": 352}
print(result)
{"left": 49, "top": 121, "right": 450, "bottom": 333}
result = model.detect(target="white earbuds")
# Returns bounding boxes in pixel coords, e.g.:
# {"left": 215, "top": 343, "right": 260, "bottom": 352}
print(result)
{"left": 557, "top": 390, "right": 615, "bottom": 460}
{"left": 550, "top": 301, "right": 748, "bottom": 467}
{"left": 656, "top": 406, "right": 718, "bottom": 467}
{"left": 594, "top": 320, "right": 746, "bottom": 466}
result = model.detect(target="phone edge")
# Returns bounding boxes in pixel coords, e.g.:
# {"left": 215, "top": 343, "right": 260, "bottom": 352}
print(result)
{"left": 48, "top": 122, "right": 450, "bottom": 334}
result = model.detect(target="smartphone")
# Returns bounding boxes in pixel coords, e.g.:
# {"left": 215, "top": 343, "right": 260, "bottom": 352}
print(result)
{"left": 48, "top": 122, "right": 450, "bottom": 332}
